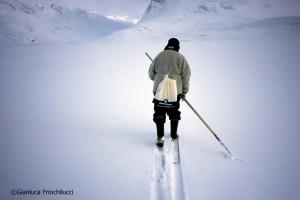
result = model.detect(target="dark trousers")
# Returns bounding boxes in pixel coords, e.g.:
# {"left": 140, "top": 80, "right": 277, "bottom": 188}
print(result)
{"left": 153, "top": 99, "right": 181, "bottom": 138}
{"left": 152, "top": 95, "right": 181, "bottom": 123}
{"left": 153, "top": 106, "right": 181, "bottom": 124}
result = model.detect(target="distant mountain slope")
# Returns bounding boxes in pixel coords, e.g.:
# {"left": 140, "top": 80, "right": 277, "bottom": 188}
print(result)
{"left": 112, "top": 0, "right": 300, "bottom": 40}
{"left": 111, "top": 0, "right": 250, "bottom": 40}
{"left": 0, "top": 0, "right": 132, "bottom": 44}
{"left": 248, "top": 16, "right": 300, "bottom": 27}
{"left": 141, "top": 0, "right": 238, "bottom": 21}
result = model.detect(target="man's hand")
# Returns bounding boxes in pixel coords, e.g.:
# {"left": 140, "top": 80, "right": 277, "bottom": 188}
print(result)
{"left": 178, "top": 94, "right": 186, "bottom": 100}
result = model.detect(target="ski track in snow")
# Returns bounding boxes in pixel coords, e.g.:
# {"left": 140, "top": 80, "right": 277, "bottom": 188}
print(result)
{"left": 150, "top": 139, "right": 188, "bottom": 200}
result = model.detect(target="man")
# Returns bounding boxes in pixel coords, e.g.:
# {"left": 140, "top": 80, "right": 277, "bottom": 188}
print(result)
{"left": 148, "top": 38, "right": 191, "bottom": 147}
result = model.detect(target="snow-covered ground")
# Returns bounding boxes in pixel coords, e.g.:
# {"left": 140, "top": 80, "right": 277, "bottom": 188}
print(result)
{"left": 1, "top": 35, "right": 300, "bottom": 200}
{"left": 1, "top": 0, "right": 300, "bottom": 200}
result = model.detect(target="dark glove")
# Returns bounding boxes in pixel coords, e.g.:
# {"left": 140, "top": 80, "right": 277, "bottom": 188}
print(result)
{"left": 178, "top": 94, "right": 186, "bottom": 100}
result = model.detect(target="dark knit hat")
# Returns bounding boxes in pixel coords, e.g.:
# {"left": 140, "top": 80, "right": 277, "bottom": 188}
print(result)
{"left": 164, "top": 38, "right": 180, "bottom": 52}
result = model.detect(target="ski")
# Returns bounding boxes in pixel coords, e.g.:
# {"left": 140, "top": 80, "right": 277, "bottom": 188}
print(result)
{"left": 151, "top": 143, "right": 169, "bottom": 200}
{"left": 171, "top": 138, "right": 181, "bottom": 164}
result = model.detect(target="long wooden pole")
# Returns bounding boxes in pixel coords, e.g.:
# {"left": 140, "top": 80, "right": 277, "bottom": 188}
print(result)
{"left": 181, "top": 97, "right": 233, "bottom": 156}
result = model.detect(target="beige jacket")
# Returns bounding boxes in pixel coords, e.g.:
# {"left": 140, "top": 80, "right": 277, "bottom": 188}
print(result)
{"left": 148, "top": 50, "right": 191, "bottom": 95}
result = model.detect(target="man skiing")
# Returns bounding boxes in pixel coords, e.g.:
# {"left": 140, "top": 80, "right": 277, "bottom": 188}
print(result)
{"left": 148, "top": 38, "right": 191, "bottom": 147}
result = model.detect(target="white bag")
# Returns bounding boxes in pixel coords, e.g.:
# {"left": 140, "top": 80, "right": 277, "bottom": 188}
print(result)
{"left": 154, "top": 75, "right": 178, "bottom": 102}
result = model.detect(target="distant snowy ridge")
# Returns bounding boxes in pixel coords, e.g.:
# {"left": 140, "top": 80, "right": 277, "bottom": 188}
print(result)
{"left": 141, "top": 0, "right": 238, "bottom": 21}
{"left": 115, "top": 0, "right": 252, "bottom": 40}
{"left": 0, "top": 0, "right": 132, "bottom": 44}
{"left": 109, "top": 0, "right": 300, "bottom": 41}
{"left": 248, "top": 16, "right": 300, "bottom": 27}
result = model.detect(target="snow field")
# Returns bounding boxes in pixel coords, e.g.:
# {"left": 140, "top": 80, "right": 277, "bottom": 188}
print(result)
{"left": 0, "top": 36, "right": 300, "bottom": 199}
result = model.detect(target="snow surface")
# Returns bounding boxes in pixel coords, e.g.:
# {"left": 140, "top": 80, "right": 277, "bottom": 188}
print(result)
{"left": 1, "top": 0, "right": 300, "bottom": 200}
{"left": 0, "top": 0, "right": 132, "bottom": 44}
{"left": 1, "top": 34, "right": 300, "bottom": 200}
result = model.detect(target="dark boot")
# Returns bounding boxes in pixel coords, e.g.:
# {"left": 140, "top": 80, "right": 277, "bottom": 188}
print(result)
{"left": 156, "top": 122, "right": 164, "bottom": 147}
{"left": 156, "top": 137, "right": 164, "bottom": 148}
{"left": 170, "top": 120, "right": 179, "bottom": 139}
{"left": 156, "top": 122, "right": 164, "bottom": 139}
